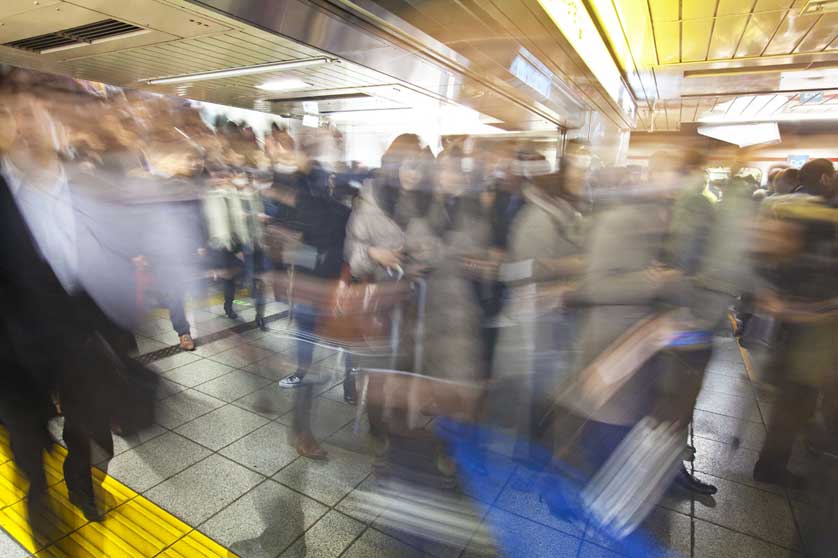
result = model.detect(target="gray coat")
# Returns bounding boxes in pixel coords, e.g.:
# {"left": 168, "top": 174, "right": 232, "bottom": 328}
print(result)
{"left": 344, "top": 180, "right": 405, "bottom": 281}
{"left": 419, "top": 195, "right": 490, "bottom": 382}
{"left": 491, "top": 188, "right": 585, "bottom": 429}
{"left": 564, "top": 200, "right": 672, "bottom": 426}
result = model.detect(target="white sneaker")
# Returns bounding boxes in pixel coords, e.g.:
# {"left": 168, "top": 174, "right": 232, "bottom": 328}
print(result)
{"left": 278, "top": 374, "right": 303, "bottom": 388}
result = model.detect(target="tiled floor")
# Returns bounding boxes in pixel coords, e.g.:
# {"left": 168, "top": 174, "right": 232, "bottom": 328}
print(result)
{"left": 2, "top": 303, "right": 821, "bottom": 557}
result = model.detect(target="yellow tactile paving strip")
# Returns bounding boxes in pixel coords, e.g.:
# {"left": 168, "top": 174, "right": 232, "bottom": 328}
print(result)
{"left": 0, "top": 428, "right": 237, "bottom": 558}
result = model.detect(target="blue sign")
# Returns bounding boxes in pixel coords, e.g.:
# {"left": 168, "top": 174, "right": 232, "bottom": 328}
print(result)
{"left": 510, "top": 55, "right": 552, "bottom": 99}
{"left": 787, "top": 155, "right": 809, "bottom": 169}
{"left": 799, "top": 91, "right": 823, "bottom": 104}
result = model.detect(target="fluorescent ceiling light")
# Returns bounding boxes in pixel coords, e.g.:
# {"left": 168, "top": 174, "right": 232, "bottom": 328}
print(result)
{"left": 698, "top": 109, "right": 838, "bottom": 124}
{"left": 537, "top": 0, "right": 635, "bottom": 117}
{"left": 145, "top": 57, "right": 335, "bottom": 85}
{"left": 698, "top": 122, "right": 780, "bottom": 148}
{"left": 256, "top": 78, "right": 312, "bottom": 92}
{"left": 779, "top": 68, "right": 838, "bottom": 91}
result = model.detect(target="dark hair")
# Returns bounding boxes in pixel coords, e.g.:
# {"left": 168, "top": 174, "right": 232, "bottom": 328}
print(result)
{"left": 374, "top": 134, "right": 433, "bottom": 218}
{"left": 798, "top": 158, "right": 836, "bottom": 192}
{"left": 774, "top": 168, "right": 798, "bottom": 195}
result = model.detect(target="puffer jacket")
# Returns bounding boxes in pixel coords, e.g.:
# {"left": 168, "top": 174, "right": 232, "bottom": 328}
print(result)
{"left": 344, "top": 180, "right": 405, "bottom": 281}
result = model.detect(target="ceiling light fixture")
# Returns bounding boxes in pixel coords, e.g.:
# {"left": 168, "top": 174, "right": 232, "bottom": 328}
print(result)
{"left": 256, "top": 78, "right": 313, "bottom": 92}
{"left": 144, "top": 57, "right": 335, "bottom": 85}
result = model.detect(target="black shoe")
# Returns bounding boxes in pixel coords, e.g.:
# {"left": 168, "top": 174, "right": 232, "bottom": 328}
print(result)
{"left": 255, "top": 315, "right": 268, "bottom": 331}
{"left": 224, "top": 306, "right": 239, "bottom": 320}
{"left": 685, "top": 444, "right": 696, "bottom": 462}
{"left": 674, "top": 465, "right": 717, "bottom": 495}
{"left": 69, "top": 491, "right": 104, "bottom": 522}
{"left": 753, "top": 461, "right": 807, "bottom": 489}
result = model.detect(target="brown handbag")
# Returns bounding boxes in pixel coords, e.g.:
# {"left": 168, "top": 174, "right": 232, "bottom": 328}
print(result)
{"left": 273, "top": 265, "right": 410, "bottom": 345}
{"left": 317, "top": 265, "right": 410, "bottom": 345}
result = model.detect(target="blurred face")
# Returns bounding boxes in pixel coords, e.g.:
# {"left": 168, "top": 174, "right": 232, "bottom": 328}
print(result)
{"left": 399, "top": 157, "right": 424, "bottom": 190}
{"left": 0, "top": 105, "right": 17, "bottom": 152}
{"left": 14, "top": 96, "right": 62, "bottom": 156}
{"left": 563, "top": 149, "right": 590, "bottom": 196}
{"left": 437, "top": 159, "right": 465, "bottom": 196}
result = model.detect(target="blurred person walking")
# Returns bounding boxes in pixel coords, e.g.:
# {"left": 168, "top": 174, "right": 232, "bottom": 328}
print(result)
{"left": 495, "top": 142, "right": 589, "bottom": 472}
{"left": 752, "top": 158, "right": 838, "bottom": 488}
{"left": 0, "top": 75, "right": 158, "bottom": 532}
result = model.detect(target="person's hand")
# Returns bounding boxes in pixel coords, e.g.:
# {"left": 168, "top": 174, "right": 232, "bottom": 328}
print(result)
{"left": 461, "top": 256, "right": 499, "bottom": 278}
{"left": 368, "top": 247, "right": 402, "bottom": 268}
{"left": 645, "top": 266, "right": 682, "bottom": 285}
{"left": 758, "top": 289, "right": 785, "bottom": 315}
{"left": 132, "top": 255, "right": 148, "bottom": 270}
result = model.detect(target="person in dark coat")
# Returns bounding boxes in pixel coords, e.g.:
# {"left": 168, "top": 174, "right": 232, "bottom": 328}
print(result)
{"left": 0, "top": 80, "right": 158, "bottom": 532}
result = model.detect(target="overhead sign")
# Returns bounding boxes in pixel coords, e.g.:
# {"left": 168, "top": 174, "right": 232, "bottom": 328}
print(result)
{"left": 787, "top": 155, "right": 809, "bottom": 169}
{"left": 510, "top": 53, "right": 552, "bottom": 98}
{"left": 799, "top": 91, "right": 823, "bottom": 104}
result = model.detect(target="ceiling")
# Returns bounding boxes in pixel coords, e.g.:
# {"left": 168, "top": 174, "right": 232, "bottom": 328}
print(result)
{"left": 587, "top": 0, "right": 838, "bottom": 130}
{"left": 0, "top": 0, "right": 551, "bottom": 131}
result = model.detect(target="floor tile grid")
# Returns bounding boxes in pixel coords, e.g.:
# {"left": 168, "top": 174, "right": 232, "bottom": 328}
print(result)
{"left": 733, "top": 342, "right": 809, "bottom": 554}
{"left": 683, "top": 339, "right": 802, "bottom": 558}
{"left": 737, "top": 344, "right": 812, "bottom": 555}
{"left": 334, "top": 463, "right": 516, "bottom": 558}
{"left": 0, "top": 310, "right": 293, "bottom": 556}
{"left": 1, "top": 457, "right": 149, "bottom": 557}
{"left": 568, "top": 336, "right": 799, "bottom": 558}
{"left": 133, "top": 340, "right": 367, "bottom": 557}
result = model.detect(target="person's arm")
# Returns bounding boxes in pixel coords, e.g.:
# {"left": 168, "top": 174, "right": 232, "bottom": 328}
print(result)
{"left": 344, "top": 206, "right": 378, "bottom": 278}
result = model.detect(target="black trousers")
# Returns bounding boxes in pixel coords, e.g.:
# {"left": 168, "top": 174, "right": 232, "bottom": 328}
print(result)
{"left": 62, "top": 413, "right": 114, "bottom": 498}
{"left": 0, "top": 389, "right": 52, "bottom": 496}
{"left": 759, "top": 381, "right": 819, "bottom": 470}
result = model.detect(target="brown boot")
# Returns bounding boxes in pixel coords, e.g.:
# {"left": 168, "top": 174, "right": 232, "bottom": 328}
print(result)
{"left": 178, "top": 334, "right": 195, "bottom": 351}
{"left": 295, "top": 433, "right": 328, "bottom": 460}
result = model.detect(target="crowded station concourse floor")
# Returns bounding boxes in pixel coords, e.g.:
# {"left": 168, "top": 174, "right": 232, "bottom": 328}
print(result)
{"left": 0, "top": 297, "right": 809, "bottom": 558}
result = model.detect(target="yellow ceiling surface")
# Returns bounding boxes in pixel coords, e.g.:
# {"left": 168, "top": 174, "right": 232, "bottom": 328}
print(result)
{"left": 586, "top": 0, "right": 838, "bottom": 130}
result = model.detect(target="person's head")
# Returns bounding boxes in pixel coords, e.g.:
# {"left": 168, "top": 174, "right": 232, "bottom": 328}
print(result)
{"left": 381, "top": 133, "right": 432, "bottom": 191}
{"left": 647, "top": 150, "right": 681, "bottom": 197}
{"left": 145, "top": 139, "right": 204, "bottom": 178}
{"left": 798, "top": 158, "right": 836, "bottom": 197}
{"left": 767, "top": 167, "right": 786, "bottom": 190}
{"left": 679, "top": 150, "right": 706, "bottom": 180}
{"left": 556, "top": 141, "right": 591, "bottom": 199}
{"left": 773, "top": 168, "right": 799, "bottom": 195}
{"left": 436, "top": 145, "right": 467, "bottom": 196}
{"left": 0, "top": 101, "right": 18, "bottom": 153}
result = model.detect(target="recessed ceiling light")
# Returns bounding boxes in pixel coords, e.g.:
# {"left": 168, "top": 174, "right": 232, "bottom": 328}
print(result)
{"left": 256, "top": 78, "right": 313, "bottom": 92}
{"left": 144, "top": 57, "right": 334, "bottom": 85}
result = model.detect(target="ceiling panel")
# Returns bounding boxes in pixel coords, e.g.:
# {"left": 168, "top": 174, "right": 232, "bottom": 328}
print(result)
{"left": 683, "top": 0, "right": 718, "bottom": 21}
{"left": 708, "top": 15, "right": 750, "bottom": 59}
{"left": 649, "top": 0, "right": 679, "bottom": 22}
{"left": 681, "top": 19, "right": 713, "bottom": 61}
{"left": 665, "top": 100, "right": 680, "bottom": 128}
{"left": 655, "top": 21, "right": 681, "bottom": 64}
{"left": 0, "top": 0, "right": 61, "bottom": 19}
{"left": 794, "top": 14, "right": 838, "bottom": 52}
{"left": 717, "top": 0, "right": 754, "bottom": 16}
{"left": 754, "top": 0, "right": 795, "bottom": 12}
{"left": 652, "top": 108, "right": 669, "bottom": 130}
{"left": 735, "top": 11, "right": 785, "bottom": 57}
{"left": 763, "top": 12, "right": 821, "bottom": 55}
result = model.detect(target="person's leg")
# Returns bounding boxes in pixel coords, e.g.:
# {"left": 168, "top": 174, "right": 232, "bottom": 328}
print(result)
{"left": 295, "top": 305, "right": 318, "bottom": 377}
{"left": 756, "top": 381, "right": 819, "bottom": 485}
{"left": 223, "top": 277, "right": 237, "bottom": 318}
{"left": 653, "top": 348, "right": 717, "bottom": 494}
{"left": 343, "top": 351, "right": 357, "bottom": 404}
{"left": 1, "top": 397, "right": 49, "bottom": 497}
{"left": 62, "top": 414, "right": 108, "bottom": 521}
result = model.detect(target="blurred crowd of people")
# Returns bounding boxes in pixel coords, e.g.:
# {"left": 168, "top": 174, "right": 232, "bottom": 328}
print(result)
{"left": 2, "top": 65, "right": 838, "bottom": 556}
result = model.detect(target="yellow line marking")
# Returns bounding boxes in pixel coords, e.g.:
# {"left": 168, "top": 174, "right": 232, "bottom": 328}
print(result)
{"left": 0, "top": 430, "right": 238, "bottom": 557}
{"left": 727, "top": 312, "right": 757, "bottom": 382}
